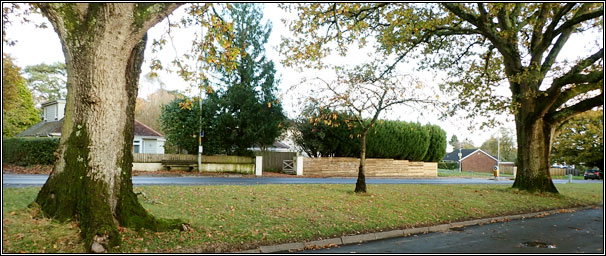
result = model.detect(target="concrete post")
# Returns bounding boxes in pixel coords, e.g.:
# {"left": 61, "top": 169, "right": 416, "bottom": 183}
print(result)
{"left": 568, "top": 174, "right": 572, "bottom": 184}
{"left": 296, "top": 156, "right": 304, "bottom": 176}
{"left": 255, "top": 156, "right": 262, "bottom": 176}
{"left": 513, "top": 167, "right": 517, "bottom": 178}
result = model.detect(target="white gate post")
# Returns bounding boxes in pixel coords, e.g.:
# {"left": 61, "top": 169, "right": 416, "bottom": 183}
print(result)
{"left": 255, "top": 156, "right": 263, "bottom": 176}
{"left": 296, "top": 156, "right": 304, "bottom": 176}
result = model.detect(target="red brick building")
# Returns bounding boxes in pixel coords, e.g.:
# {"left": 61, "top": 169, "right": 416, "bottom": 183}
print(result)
{"left": 442, "top": 149, "right": 498, "bottom": 173}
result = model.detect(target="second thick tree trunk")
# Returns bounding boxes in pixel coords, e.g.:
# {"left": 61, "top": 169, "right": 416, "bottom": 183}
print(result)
{"left": 512, "top": 111, "right": 559, "bottom": 193}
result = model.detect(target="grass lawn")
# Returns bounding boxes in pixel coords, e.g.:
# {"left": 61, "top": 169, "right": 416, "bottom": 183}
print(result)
{"left": 2, "top": 183, "right": 603, "bottom": 253}
{"left": 438, "top": 169, "right": 584, "bottom": 180}
{"left": 438, "top": 169, "right": 514, "bottom": 178}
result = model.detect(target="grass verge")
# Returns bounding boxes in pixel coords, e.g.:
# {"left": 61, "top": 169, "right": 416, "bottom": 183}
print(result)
{"left": 438, "top": 169, "right": 585, "bottom": 180}
{"left": 2, "top": 183, "right": 603, "bottom": 253}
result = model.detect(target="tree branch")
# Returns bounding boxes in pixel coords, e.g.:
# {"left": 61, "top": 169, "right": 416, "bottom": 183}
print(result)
{"left": 547, "top": 71, "right": 604, "bottom": 112}
{"left": 496, "top": 4, "right": 512, "bottom": 31}
{"left": 530, "top": 4, "right": 550, "bottom": 53}
{"left": 547, "top": 92, "right": 604, "bottom": 125}
{"left": 537, "top": 25, "right": 575, "bottom": 75}
{"left": 552, "top": 4, "right": 603, "bottom": 36}
{"left": 137, "top": 3, "right": 183, "bottom": 38}
{"left": 548, "top": 48, "right": 604, "bottom": 92}
{"left": 443, "top": 3, "right": 480, "bottom": 28}
{"left": 543, "top": 3, "right": 575, "bottom": 37}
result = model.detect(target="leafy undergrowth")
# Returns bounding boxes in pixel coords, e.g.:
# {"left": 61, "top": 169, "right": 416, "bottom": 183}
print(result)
{"left": 2, "top": 183, "right": 602, "bottom": 253}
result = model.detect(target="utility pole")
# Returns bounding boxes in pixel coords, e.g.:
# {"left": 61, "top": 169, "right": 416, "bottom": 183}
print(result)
{"left": 198, "top": 83, "right": 203, "bottom": 172}
{"left": 458, "top": 141, "right": 462, "bottom": 172}
{"left": 497, "top": 132, "right": 500, "bottom": 168}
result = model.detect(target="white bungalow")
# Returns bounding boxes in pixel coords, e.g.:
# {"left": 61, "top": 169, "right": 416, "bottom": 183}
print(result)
{"left": 17, "top": 100, "right": 165, "bottom": 154}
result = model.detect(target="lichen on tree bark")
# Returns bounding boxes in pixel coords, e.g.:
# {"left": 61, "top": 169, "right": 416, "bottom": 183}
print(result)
{"left": 31, "top": 3, "right": 184, "bottom": 252}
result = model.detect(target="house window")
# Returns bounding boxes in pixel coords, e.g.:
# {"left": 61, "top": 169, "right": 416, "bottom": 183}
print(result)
{"left": 133, "top": 140, "right": 141, "bottom": 153}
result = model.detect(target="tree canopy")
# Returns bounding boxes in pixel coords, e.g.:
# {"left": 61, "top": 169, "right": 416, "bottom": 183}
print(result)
{"left": 160, "top": 4, "right": 286, "bottom": 156}
{"left": 479, "top": 127, "right": 517, "bottom": 162}
{"left": 552, "top": 110, "right": 604, "bottom": 170}
{"left": 2, "top": 54, "right": 40, "bottom": 137}
{"left": 279, "top": 3, "right": 604, "bottom": 193}
{"left": 24, "top": 62, "right": 67, "bottom": 106}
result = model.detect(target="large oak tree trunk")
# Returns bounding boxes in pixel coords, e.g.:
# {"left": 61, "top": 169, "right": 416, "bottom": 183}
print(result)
{"left": 32, "top": 3, "right": 182, "bottom": 252}
{"left": 354, "top": 131, "right": 368, "bottom": 193}
{"left": 512, "top": 106, "right": 559, "bottom": 193}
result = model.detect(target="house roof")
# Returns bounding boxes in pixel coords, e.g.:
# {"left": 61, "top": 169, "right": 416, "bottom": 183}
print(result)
{"left": 16, "top": 120, "right": 63, "bottom": 137}
{"left": 442, "top": 148, "right": 497, "bottom": 162}
{"left": 134, "top": 120, "right": 163, "bottom": 137}
{"left": 272, "top": 141, "right": 290, "bottom": 149}
{"left": 17, "top": 118, "right": 164, "bottom": 138}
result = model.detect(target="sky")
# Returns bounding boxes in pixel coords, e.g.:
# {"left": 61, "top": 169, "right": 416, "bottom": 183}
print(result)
{"left": 3, "top": 3, "right": 600, "bottom": 152}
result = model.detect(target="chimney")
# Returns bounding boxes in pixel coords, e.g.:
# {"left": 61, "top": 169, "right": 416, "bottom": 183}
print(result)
{"left": 41, "top": 100, "right": 66, "bottom": 122}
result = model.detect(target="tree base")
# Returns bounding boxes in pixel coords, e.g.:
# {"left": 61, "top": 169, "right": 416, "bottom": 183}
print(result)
{"left": 512, "top": 175, "right": 559, "bottom": 194}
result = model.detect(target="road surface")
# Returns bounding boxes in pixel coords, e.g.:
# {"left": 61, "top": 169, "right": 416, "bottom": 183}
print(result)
{"left": 2, "top": 173, "right": 602, "bottom": 187}
{"left": 301, "top": 207, "right": 604, "bottom": 254}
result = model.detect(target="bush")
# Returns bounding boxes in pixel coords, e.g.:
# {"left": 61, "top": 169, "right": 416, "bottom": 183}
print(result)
{"left": 294, "top": 108, "right": 448, "bottom": 162}
{"left": 438, "top": 161, "right": 459, "bottom": 170}
{"left": 423, "top": 124, "right": 447, "bottom": 162}
{"left": 2, "top": 137, "right": 59, "bottom": 166}
{"left": 366, "top": 120, "right": 431, "bottom": 161}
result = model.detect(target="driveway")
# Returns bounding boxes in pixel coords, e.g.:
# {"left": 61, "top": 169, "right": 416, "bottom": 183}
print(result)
{"left": 2, "top": 173, "right": 602, "bottom": 187}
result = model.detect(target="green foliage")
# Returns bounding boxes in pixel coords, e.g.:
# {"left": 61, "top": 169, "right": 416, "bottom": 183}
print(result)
{"left": 438, "top": 161, "right": 459, "bottom": 170}
{"left": 480, "top": 127, "right": 517, "bottom": 162}
{"left": 208, "top": 3, "right": 287, "bottom": 155}
{"left": 552, "top": 110, "right": 604, "bottom": 170}
{"left": 280, "top": 3, "right": 603, "bottom": 193}
{"left": 23, "top": 62, "right": 67, "bottom": 105}
{"left": 160, "top": 5, "right": 289, "bottom": 156}
{"left": 366, "top": 120, "right": 431, "bottom": 161}
{"left": 159, "top": 96, "right": 202, "bottom": 154}
{"left": 295, "top": 108, "right": 447, "bottom": 161}
{"left": 423, "top": 124, "right": 447, "bottom": 162}
{"left": 460, "top": 138, "right": 476, "bottom": 149}
{"left": 293, "top": 104, "right": 361, "bottom": 157}
{"left": 2, "top": 137, "right": 59, "bottom": 166}
{"left": 448, "top": 135, "right": 460, "bottom": 150}
{"left": 2, "top": 54, "right": 41, "bottom": 137}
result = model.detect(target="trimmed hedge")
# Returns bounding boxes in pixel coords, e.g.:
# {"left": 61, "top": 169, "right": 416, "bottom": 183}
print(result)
{"left": 366, "top": 120, "right": 431, "bottom": 161}
{"left": 423, "top": 124, "right": 447, "bottom": 162}
{"left": 438, "top": 161, "right": 459, "bottom": 170}
{"left": 295, "top": 111, "right": 447, "bottom": 162}
{"left": 2, "top": 137, "right": 59, "bottom": 166}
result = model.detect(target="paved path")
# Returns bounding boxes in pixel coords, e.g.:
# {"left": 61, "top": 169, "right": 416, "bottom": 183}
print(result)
{"left": 2, "top": 173, "right": 602, "bottom": 187}
{"left": 302, "top": 207, "right": 604, "bottom": 254}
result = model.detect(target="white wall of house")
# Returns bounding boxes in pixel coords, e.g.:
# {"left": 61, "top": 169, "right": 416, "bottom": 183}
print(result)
{"left": 134, "top": 136, "right": 165, "bottom": 154}
{"left": 42, "top": 100, "right": 66, "bottom": 122}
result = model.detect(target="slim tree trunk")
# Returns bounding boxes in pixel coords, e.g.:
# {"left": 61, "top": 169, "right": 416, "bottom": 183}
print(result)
{"left": 354, "top": 130, "right": 368, "bottom": 193}
{"left": 512, "top": 108, "right": 558, "bottom": 193}
{"left": 32, "top": 3, "right": 183, "bottom": 252}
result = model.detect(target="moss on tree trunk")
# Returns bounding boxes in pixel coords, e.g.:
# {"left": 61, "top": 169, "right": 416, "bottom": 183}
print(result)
{"left": 512, "top": 111, "right": 558, "bottom": 193}
{"left": 32, "top": 5, "right": 185, "bottom": 251}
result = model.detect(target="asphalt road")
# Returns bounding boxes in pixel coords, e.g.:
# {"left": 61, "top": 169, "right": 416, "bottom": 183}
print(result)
{"left": 302, "top": 207, "right": 605, "bottom": 254}
{"left": 2, "top": 173, "right": 602, "bottom": 187}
